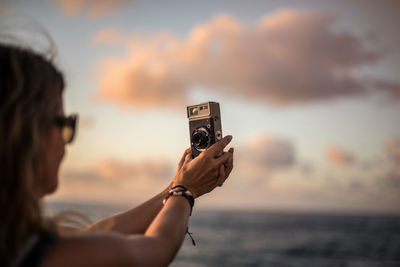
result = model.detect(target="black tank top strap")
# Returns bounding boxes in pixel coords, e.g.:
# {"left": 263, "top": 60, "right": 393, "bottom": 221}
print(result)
{"left": 18, "top": 233, "right": 59, "bottom": 267}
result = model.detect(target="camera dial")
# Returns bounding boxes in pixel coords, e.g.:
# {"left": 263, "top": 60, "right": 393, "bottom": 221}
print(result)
{"left": 192, "top": 127, "right": 211, "bottom": 151}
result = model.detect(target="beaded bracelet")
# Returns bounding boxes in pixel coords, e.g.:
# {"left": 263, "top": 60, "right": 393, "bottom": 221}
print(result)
{"left": 162, "top": 186, "right": 195, "bottom": 215}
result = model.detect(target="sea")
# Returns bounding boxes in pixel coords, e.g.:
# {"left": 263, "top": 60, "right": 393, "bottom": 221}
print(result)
{"left": 45, "top": 201, "right": 400, "bottom": 267}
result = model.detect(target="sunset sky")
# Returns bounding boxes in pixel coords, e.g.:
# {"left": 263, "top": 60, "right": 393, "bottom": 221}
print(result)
{"left": 1, "top": 0, "right": 399, "bottom": 213}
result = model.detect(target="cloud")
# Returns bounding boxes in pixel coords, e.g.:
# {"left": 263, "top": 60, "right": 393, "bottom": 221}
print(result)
{"left": 227, "top": 133, "right": 296, "bottom": 187}
{"left": 245, "top": 134, "right": 295, "bottom": 169}
{"left": 374, "top": 80, "right": 400, "bottom": 100}
{"left": 95, "top": 158, "right": 174, "bottom": 180}
{"left": 78, "top": 116, "right": 94, "bottom": 129}
{"left": 380, "top": 168, "right": 400, "bottom": 189}
{"left": 54, "top": 135, "right": 400, "bottom": 212}
{"left": 92, "top": 9, "right": 398, "bottom": 110}
{"left": 56, "top": 158, "right": 175, "bottom": 203}
{"left": 52, "top": 0, "right": 134, "bottom": 18}
{"left": 92, "top": 28, "right": 131, "bottom": 45}
{"left": 55, "top": 133, "right": 297, "bottom": 204}
{"left": 326, "top": 145, "right": 354, "bottom": 165}
{"left": 386, "top": 140, "right": 400, "bottom": 162}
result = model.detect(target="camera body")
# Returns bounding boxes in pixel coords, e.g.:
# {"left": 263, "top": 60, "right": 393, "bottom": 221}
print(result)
{"left": 187, "top": 102, "right": 222, "bottom": 158}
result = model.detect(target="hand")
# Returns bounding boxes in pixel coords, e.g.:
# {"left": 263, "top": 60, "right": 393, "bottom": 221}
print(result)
{"left": 173, "top": 135, "right": 234, "bottom": 198}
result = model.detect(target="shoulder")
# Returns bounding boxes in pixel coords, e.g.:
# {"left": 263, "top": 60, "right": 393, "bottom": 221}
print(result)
{"left": 17, "top": 233, "right": 58, "bottom": 267}
{"left": 40, "top": 232, "right": 169, "bottom": 267}
{"left": 40, "top": 232, "right": 135, "bottom": 267}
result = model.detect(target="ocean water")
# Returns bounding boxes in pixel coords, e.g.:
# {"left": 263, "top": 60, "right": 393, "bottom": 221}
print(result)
{"left": 46, "top": 202, "right": 400, "bottom": 267}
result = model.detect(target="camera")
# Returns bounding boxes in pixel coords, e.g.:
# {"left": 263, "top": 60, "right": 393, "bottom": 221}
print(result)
{"left": 187, "top": 101, "right": 222, "bottom": 158}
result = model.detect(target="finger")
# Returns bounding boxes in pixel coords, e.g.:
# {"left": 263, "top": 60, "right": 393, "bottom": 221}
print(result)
{"left": 224, "top": 155, "right": 233, "bottom": 181}
{"left": 214, "top": 150, "right": 232, "bottom": 166}
{"left": 228, "top": 154, "right": 234, "bottom": 172}
{"left": 224, "top": 148, "right": 234, "bottom": 176}
{"left": 217, "top": 164, "right": 225, "bottom": 186}
{"left": 204, "top": 135, "right": 232, "bottom": 158}
{"left": 177, "top": 148, "right": 191, "bottom": 170}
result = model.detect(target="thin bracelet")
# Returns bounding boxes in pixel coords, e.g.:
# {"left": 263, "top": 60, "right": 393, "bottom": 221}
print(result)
{"left": 172, "top": 185, "right": 189, "bottom": 191}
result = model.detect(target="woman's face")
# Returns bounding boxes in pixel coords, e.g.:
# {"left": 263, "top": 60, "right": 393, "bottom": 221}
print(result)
{"left": 40, "top": 95, "right": 65, "bottom": 197}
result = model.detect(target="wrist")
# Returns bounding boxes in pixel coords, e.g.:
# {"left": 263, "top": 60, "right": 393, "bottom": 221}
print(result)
{"left": 172, "top": 183, "right": 197, "bottom": 199}
{"left": 172, "top": 178, "right": 195, "bottom": 196}
{"left": 163, "top": 187, "right": 195, "bottom": 215}
{"left": 162, "top": 182, "right": 173, "bottom": 195}
{"left": 165, "top": 194, "right": 191, "bottom": 211}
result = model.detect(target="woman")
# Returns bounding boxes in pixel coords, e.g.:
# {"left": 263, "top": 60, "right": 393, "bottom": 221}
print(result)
{"left": 0, "top": 43, "right": 234, "bottom": 267}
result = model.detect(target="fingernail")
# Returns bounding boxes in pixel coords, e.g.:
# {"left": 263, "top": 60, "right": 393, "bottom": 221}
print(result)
{"left": 226, "top": 135, "right": 232, "bottom": 142}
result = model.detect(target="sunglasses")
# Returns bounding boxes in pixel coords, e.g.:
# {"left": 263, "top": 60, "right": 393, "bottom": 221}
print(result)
{"left": 53, "top": 114, "right": 78, "bottom": 144}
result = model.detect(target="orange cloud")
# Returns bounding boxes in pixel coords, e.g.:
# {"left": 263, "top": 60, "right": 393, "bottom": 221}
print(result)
{"left": 95, "top": 158, "right": 173, "bottom": 180}
{"left": 92, "top": 28, "right": 131, "bottom": 45}
{"left": 57, "top": 158, "right": 174, "bottom": 203}
{"left": 380, "top": 168, "right": 400, "bottom": 188}
{"left": 92, "top": 10, "right": 397, "bottom": 109}
{"left": 53, "top": 135, "right": 400, "bottom": 212}
{"left": 52, "top": 0, "right": 133, "bottom": 18}
{"left": 246, "top": 134, "right": 295, "bottom": 169}
{"left": 78, "top": 116, "right": 94, "bottom": 129}
{"left": 225, "top": 133, "right": 296, "bottom": 190}
{"left": 386, "top": 140, "right": 400, "bottom": 162}
{"left": 326, "top": 145, "right": 354, "bottom": 165}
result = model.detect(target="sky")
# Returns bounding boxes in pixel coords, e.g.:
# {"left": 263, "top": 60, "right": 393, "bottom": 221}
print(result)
{"left": 1, "top": 0, "right": 400, "bottom": 213}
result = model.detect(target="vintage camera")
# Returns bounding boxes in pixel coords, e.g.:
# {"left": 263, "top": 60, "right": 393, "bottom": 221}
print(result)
{"left": 187, "top": 101, "right": 222, "bottom": 158}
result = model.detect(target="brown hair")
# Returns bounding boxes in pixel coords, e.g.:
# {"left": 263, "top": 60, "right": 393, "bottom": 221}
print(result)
{"left": 0, "top": 43, "right": 64, "bottom": 266}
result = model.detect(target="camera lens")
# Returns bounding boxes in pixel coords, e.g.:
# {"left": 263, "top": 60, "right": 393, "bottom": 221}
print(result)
{"left": 192, "top": 128, "right": 210, "bottom": 150}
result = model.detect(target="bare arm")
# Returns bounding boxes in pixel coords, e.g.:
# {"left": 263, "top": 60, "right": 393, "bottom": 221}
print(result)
{"left": 84, "top": 149, "right": 192, "bottom": 235}
{"left": 44, "top": 136, "right": 234, "bottom": 266}
{"left": 43, "top": 194, "right": 191, "bottom": 267}
{"left": 86, "top": 186, "right": 170, "bottom": 235}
